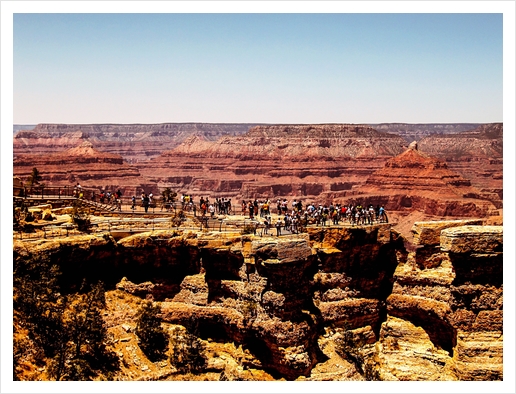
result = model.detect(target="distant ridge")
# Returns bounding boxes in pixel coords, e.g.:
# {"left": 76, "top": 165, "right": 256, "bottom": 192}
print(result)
{"left": 12, "top": 122, "right": 501, "bottom": 161}
{"left": 367, "top": 123, "right": 483, "bottom": 143}
{"left": 13, "top": 124, "right": 37, "bottom": 133}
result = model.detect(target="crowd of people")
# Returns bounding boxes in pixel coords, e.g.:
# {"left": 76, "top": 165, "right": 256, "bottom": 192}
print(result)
{"left": 96, "top": 189, "right": 124, "bottom": 211}
{"left": 240, "top": 198, "right": 388, "bottom": 236}
{"left": 76, "top": 182, "right": 389, "bottom": 234}
{"left": 179, "top": 194, "right": 234, "bottom": 217}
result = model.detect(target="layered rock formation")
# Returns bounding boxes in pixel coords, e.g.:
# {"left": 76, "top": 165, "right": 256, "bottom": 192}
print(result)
{"left": 139, "top": 124, "right": 407, "bottom": 202}
{"left": 369, "top": 123, "right": 482, "bottom": 143}
{"left": 418, "top": 123, "right": 503, "bottom": 201}
{"left": 12, "top": 122, "right": 503, "bottom": 235}
{"left": 12, "top": 220, "right": 503, "bottom": 381}
{"left": 383, "top": 222, "right": 503, "bottom": 380}
{"left": 13, "top": 140, "right": 145, "bottom": 194}
{"left": 13, "top": 123, "right": 259, "bottom": 162}
{"left": 350, "top": 143, "right": 501, "bottom": 216}
{"left": 12, "top": 123, "right": 503, "bottom": 204}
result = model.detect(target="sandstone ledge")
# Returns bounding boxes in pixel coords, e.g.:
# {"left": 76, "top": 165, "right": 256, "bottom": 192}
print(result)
{"left": 440, "top": 225, "right": 503, "bottom": 253}
{"left": 412, "top": 219, "right": 484, "bottom": 246}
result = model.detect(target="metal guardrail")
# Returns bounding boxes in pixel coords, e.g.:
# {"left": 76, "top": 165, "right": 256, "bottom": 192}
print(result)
{"left": 13, "top": 186, "right": 391, "bottom": 240}
{"left": 13, "top": 190, "right": 248, "bottom": 216}
{"left": 14, "top": 213, "right": 390, "bottom": 241}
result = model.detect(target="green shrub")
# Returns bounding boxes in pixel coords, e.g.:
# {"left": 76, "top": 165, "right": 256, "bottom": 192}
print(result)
{"left": 169, "top": 327, "right": 206, "bottom": 374}
{"left": 135, "top": 301, "right": 169, "bottom": 361}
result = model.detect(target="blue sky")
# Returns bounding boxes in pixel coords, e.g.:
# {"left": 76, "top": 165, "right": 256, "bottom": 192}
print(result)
{"left": 11, "top": 11, "right": 504, "bottom": 124}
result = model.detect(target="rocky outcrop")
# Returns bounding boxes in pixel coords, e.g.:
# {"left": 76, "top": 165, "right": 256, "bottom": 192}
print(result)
{"left": 352, "top": 145, "right": 501, "bottom": 216}
{"left": 381, "top": 222, "right": 503, "bottom": 380}
{"left": 12, "top": 219, "right": 503, "bottom": 380}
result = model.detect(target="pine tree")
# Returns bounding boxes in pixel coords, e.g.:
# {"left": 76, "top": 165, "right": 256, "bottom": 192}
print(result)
{"left": 162, "top": 187, "right": 176, "bottom": 202}
{"left": 27, "top": 167, "right": 42, "bottom": 187}
{"left": 13, "top": 254, "right": 64, "bottom": 359}
{"left": 14, "top": 250, "right": 118, "bottom": 380}
{"left": 135, "top": 301, "right": 169, "bottom": 361}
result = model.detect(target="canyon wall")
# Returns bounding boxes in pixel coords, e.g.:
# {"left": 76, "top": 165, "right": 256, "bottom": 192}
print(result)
{"left": 13, "top": 123, "right": 260, "bottom": 162}
{"left": 12, "top": 123, "right": 503, "bottom": 234}
{"left": 139, "top": 124, "right": 407, "bottom": 202}
{"left": 418, "top": 123, "right": 503, "bottom": 201}
{"left": 353, "top": 144, "right": 501, "bottom": 216}
{"left": 13, "top": 220, "right": 503, "bottom": 380}
{"left": 13, "top": 141, "right": 146, "bottom": 194}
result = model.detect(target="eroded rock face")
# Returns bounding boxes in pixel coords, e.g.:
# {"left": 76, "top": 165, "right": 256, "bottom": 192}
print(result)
{"left": 13, "top": 223, "right": 502, "bottom": 379}
{"left": 383, "top": 223, "right": 503, "bottom": 380}
{"left": 418, "top": 123, "right": 503, "bottom": 202}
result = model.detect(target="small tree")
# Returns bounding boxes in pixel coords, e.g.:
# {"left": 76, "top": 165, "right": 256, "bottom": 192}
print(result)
{"left": 27, "top": 167, "right": 42, "bottom": 188}
{"left": 14, "top": 251, "right": 118, "bottom": 381}
{"left": 48, "top": 281, "right": 114, "bottom": 381}
{"left": 161, "top": 187, "right": 177, "bottom": 203}
{"left": 13, "top": 254, "right": 64, "bottom": 359}
{"left": 169, "top": 327, "right": 206, "bottom": 374}
{"left": 135, "top": 301, "right": 168, "bottom": 361}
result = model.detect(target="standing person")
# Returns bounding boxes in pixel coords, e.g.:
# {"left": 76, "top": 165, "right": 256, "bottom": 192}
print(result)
{"left": 131, "top": 195, "right": 136, "bottom": 210}
{"left": 379, "top": 205, "right": 387, "bottom": 223}
{"left": 263, "top": 217, "right": 270, "bottom": 235}
{"left": 143, "top": 194, "right": 150, "bottom": 213}
{"left": 253, "top": 200, "right": 259, "bottom": 217}
{"left": 248, "top": 201, "right": 254, "bottom": 219}
{"left": 275, "top": 218, "right": 283, "bottom": 236}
